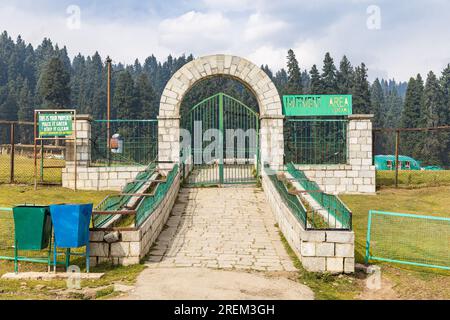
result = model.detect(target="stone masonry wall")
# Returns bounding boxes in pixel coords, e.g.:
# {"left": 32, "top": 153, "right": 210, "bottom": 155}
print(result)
{"left": 295, "top": 115, "right": 376, "bottom": 194}
{"left": 89, "top": 170, "right": 181, "bottom": 266}
{"left": 63, "top": 114, "right": 147, "bottom": 191}
{"left": 262, "top": 174, "right": 355, "bottom": 273}
{"left": 62, "top": 166, "right": 145, "bottom": 191}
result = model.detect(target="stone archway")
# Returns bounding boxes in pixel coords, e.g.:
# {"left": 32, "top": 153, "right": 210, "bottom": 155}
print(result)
{"left": 158, "top": 54, "right": 284, "bottom": 170}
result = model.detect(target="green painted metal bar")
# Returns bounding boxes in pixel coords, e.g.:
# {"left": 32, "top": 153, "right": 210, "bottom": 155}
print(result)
{"left": 365, "top": 210, "right": 373, "bottom": 264}
{"left": 369, "top": 210, "right": 450, "bottom": 221}
{"left": 367, "top": 256, "right": 450, "bottom": 271}
{"left": 94, "top": 119, "right": 158, "bottom": 123}
{"left": 219, "top": 93, "right": 224, "bottom": 184}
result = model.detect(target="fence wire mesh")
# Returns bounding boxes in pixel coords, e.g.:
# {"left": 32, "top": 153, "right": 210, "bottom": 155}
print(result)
{"left": 373, "top": 128, "right": 450, "bottom": 188}
{"left": 90, "top": 120, "right": 158, "bottom": 167}
{"left": 284, "top": 118, "right": 348, "bottom": 165}
{"left": 366, "top": 210, "right": 450, "bottom": 270}
{"left": 0, "top": 122, "right": 64, "bottom": 185}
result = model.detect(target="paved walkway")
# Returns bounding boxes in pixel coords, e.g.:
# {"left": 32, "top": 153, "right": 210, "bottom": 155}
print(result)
{"left": 146, "top": 187, "right": 296, "bottom": 272}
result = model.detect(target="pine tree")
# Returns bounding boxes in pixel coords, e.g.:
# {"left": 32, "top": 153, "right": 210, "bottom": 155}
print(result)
{"left": 352, "top": 63, "right": 371, "bottom": 114}
{"left": 285, "top": 49, "right": 302, "bottom": 94}
{"left": 337, "top": 55, "right": 354, "bottom": 94}
{"left": 17, "top": 79, "right": 34, "bottom": 142}
{"left": 274, "top": 69, "right": 288, "bottom": 94}
{"left": 370, "top": 79, "right": 384, "bottom": 127}
{"left": 38, "top": 57, "right": 71, "bottom": 109}
{"left": 135, "top": 74, "right": 157, "bottom": 119}
{"left": 309, "top": 65, "right": 321, "bottom": 94}
{"left": 261, "top": 65, "right": 273, "bottom": 79}
{"left": 114, "top": 71, "right": 137, "bottom": 120}
{"left": 420, "top": 71, "right": 445, "bottom": 164}
{"left": 400, "top": 77, "right": 419, "bottom": 158}
{"left": 321, "top": 52, "right": 338, "bottom": 94}
{"left": 440, "top": 64, "right": 450, "bottom": 164}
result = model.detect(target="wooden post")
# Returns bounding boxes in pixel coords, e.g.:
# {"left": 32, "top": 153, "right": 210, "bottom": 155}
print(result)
{"left": 395, "top": 130, "right": 400, "bottom": 188}
{"left": 10, "top": 123, "right": 14, "bottom": 183}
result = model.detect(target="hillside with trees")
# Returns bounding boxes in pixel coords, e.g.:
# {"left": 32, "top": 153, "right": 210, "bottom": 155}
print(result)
{"left": 0, "top": 31, "right": 448, "bottom": 165}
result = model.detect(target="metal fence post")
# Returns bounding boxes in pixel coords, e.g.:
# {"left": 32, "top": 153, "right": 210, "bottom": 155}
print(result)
{"left": 10, "top": 123, "right": 15, "bottom": 183}
{"left": 365, "top": 210, "right": 373, "bottom": 264}
{"left": 395, "top": 130, "right": 400, "bottom": 188}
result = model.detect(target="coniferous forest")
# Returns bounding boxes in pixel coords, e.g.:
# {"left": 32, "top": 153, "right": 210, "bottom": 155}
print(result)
{"left": 0, "top": 31, "right": 449, "bottom": 165}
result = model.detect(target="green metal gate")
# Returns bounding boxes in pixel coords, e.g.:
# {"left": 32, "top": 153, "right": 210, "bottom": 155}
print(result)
{"left": 182, "top": 93, "right": 260, "bottom": 186}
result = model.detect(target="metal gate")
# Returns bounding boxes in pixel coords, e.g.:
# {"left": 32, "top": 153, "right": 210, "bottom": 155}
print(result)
{"left": 181, "top": 93, "right": 260, "bottom": 186}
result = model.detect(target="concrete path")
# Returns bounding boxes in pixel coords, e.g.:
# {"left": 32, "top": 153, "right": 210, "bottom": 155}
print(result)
{"left": 118, "top": 187, "right": 313, "bottom": 300}
{"left": 147, "top": 187, "right": 296, "bottom": 271}
{"left": 118, "top": 268, "right": 314, "bottom": 300}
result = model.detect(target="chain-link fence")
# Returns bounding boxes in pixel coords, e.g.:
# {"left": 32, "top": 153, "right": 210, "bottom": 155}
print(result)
{"left": 373, "top": 126, "right": 450, "bottom": 188}
{"left": 0, "top": 121, "right": 65, "bottom": 185}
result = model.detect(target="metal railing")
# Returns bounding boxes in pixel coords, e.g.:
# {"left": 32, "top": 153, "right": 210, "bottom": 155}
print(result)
{"left": 265, "top": 168, "right": 308, "bottom": 228}
{"left": 286, "top": 163, "right": 352, "bottom": 230}
{"left": 284, "top": 118, "right": 348, "bottom": 165}
{"left": 92, "top": 164, "right": 179, "bottom": 230}
{"left": 93, "top": 161, "right": 157, "bottom": 228}
{"left": 135, "top": 164, "right": 178, "bottom": 227}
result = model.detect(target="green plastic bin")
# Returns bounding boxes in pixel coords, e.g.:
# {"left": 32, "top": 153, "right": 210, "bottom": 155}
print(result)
{"left": 13, "top": 205, "right": 52, "bottom": 250}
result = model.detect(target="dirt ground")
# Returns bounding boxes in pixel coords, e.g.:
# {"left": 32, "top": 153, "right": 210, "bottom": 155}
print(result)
{"left": 115, "top": 267, "right": 314, "bottom": 300}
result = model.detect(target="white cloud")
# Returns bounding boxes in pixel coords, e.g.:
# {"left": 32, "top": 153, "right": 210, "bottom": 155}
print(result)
{"left": 243, "top": 13, "right": 288, "bottom": 42}
{"left": 157, "top": 11, "right": 233, "bottom": 54}
{"left": 1, "top": 1, "right": 449, "bottom": 82}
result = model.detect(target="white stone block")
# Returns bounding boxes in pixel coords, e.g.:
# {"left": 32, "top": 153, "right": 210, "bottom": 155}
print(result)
{"left": 90, "top": 243, "right": 109, "bottom": 257}
{"left": 344, "top": 258, "right": 355, "bottom": 273}
{"left": 326, "top": 257, "right": 344, "bottom": 273}
{"left": 301, "top": 242, "right": 316, "bottom": 257}
{"left": 129, "top": 242, "right": 141, "bottom": 256}
{"left": 302, "top": 257, "right": 326, "bottom": 272}
{"left": 335, "top": 243, "right": 354, "bottom": 257}
{"left": 111, "top": 242, "right": 130, "bottom": 257}
{"left": 316, "top": 243, "right": 335, "bottom": 257}
{"left": 326, "top": 231, "right": 355, "bottom": 243}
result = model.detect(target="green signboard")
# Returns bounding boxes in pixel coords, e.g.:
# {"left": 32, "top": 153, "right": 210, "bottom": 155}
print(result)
{"left": 283, "top": 95, "right": 353, "bottom": 116}
{"left": 38, "top": 113, "right": 73, "bottom": 137}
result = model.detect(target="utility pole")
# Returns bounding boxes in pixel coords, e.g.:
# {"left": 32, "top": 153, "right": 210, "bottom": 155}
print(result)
{"left": 106, "top": 56, "right": 112, "bottom": 165}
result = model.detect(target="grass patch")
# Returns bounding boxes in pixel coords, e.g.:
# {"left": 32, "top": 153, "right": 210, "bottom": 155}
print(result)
{"left": 341, "top": 187, "right": 450, "bottom": 299}
{"left": 95, "top": 285, "right": 115, "bottom": 299}
{"left": 377, "top": 170, "right": 450, "bottom": 188}
{"left": 0, "top": 154, "right": 64, "bottom": 184}
{"left": 0, "top": 263, "right": 146, "bottom": 300}
{"left": 0, "top": 185, "right": 131, "bottom": 301}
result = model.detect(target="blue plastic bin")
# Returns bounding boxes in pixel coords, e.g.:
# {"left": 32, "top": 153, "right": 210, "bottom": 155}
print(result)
{"left": 49, "top": 204, "right": 93, "bottom": 248}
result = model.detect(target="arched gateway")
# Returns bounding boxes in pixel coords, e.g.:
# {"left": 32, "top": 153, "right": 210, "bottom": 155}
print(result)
{"left": 158, "top": 55, "right": 284, "bottom": 172}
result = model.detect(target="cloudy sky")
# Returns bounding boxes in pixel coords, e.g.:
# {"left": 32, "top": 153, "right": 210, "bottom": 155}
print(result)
{"left": 1, "top": 0, "right": 449, "bottom": 81}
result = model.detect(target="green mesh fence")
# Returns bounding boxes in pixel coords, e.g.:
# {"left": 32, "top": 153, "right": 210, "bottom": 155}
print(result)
{"left": 365, "top": 210, "right": 450, "bottom": 270}
{"left": 91, "top": 120, "right": 158, "bottom": 166}
{"left": 284, "top": 119, "right": 348, "bottom": 165}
